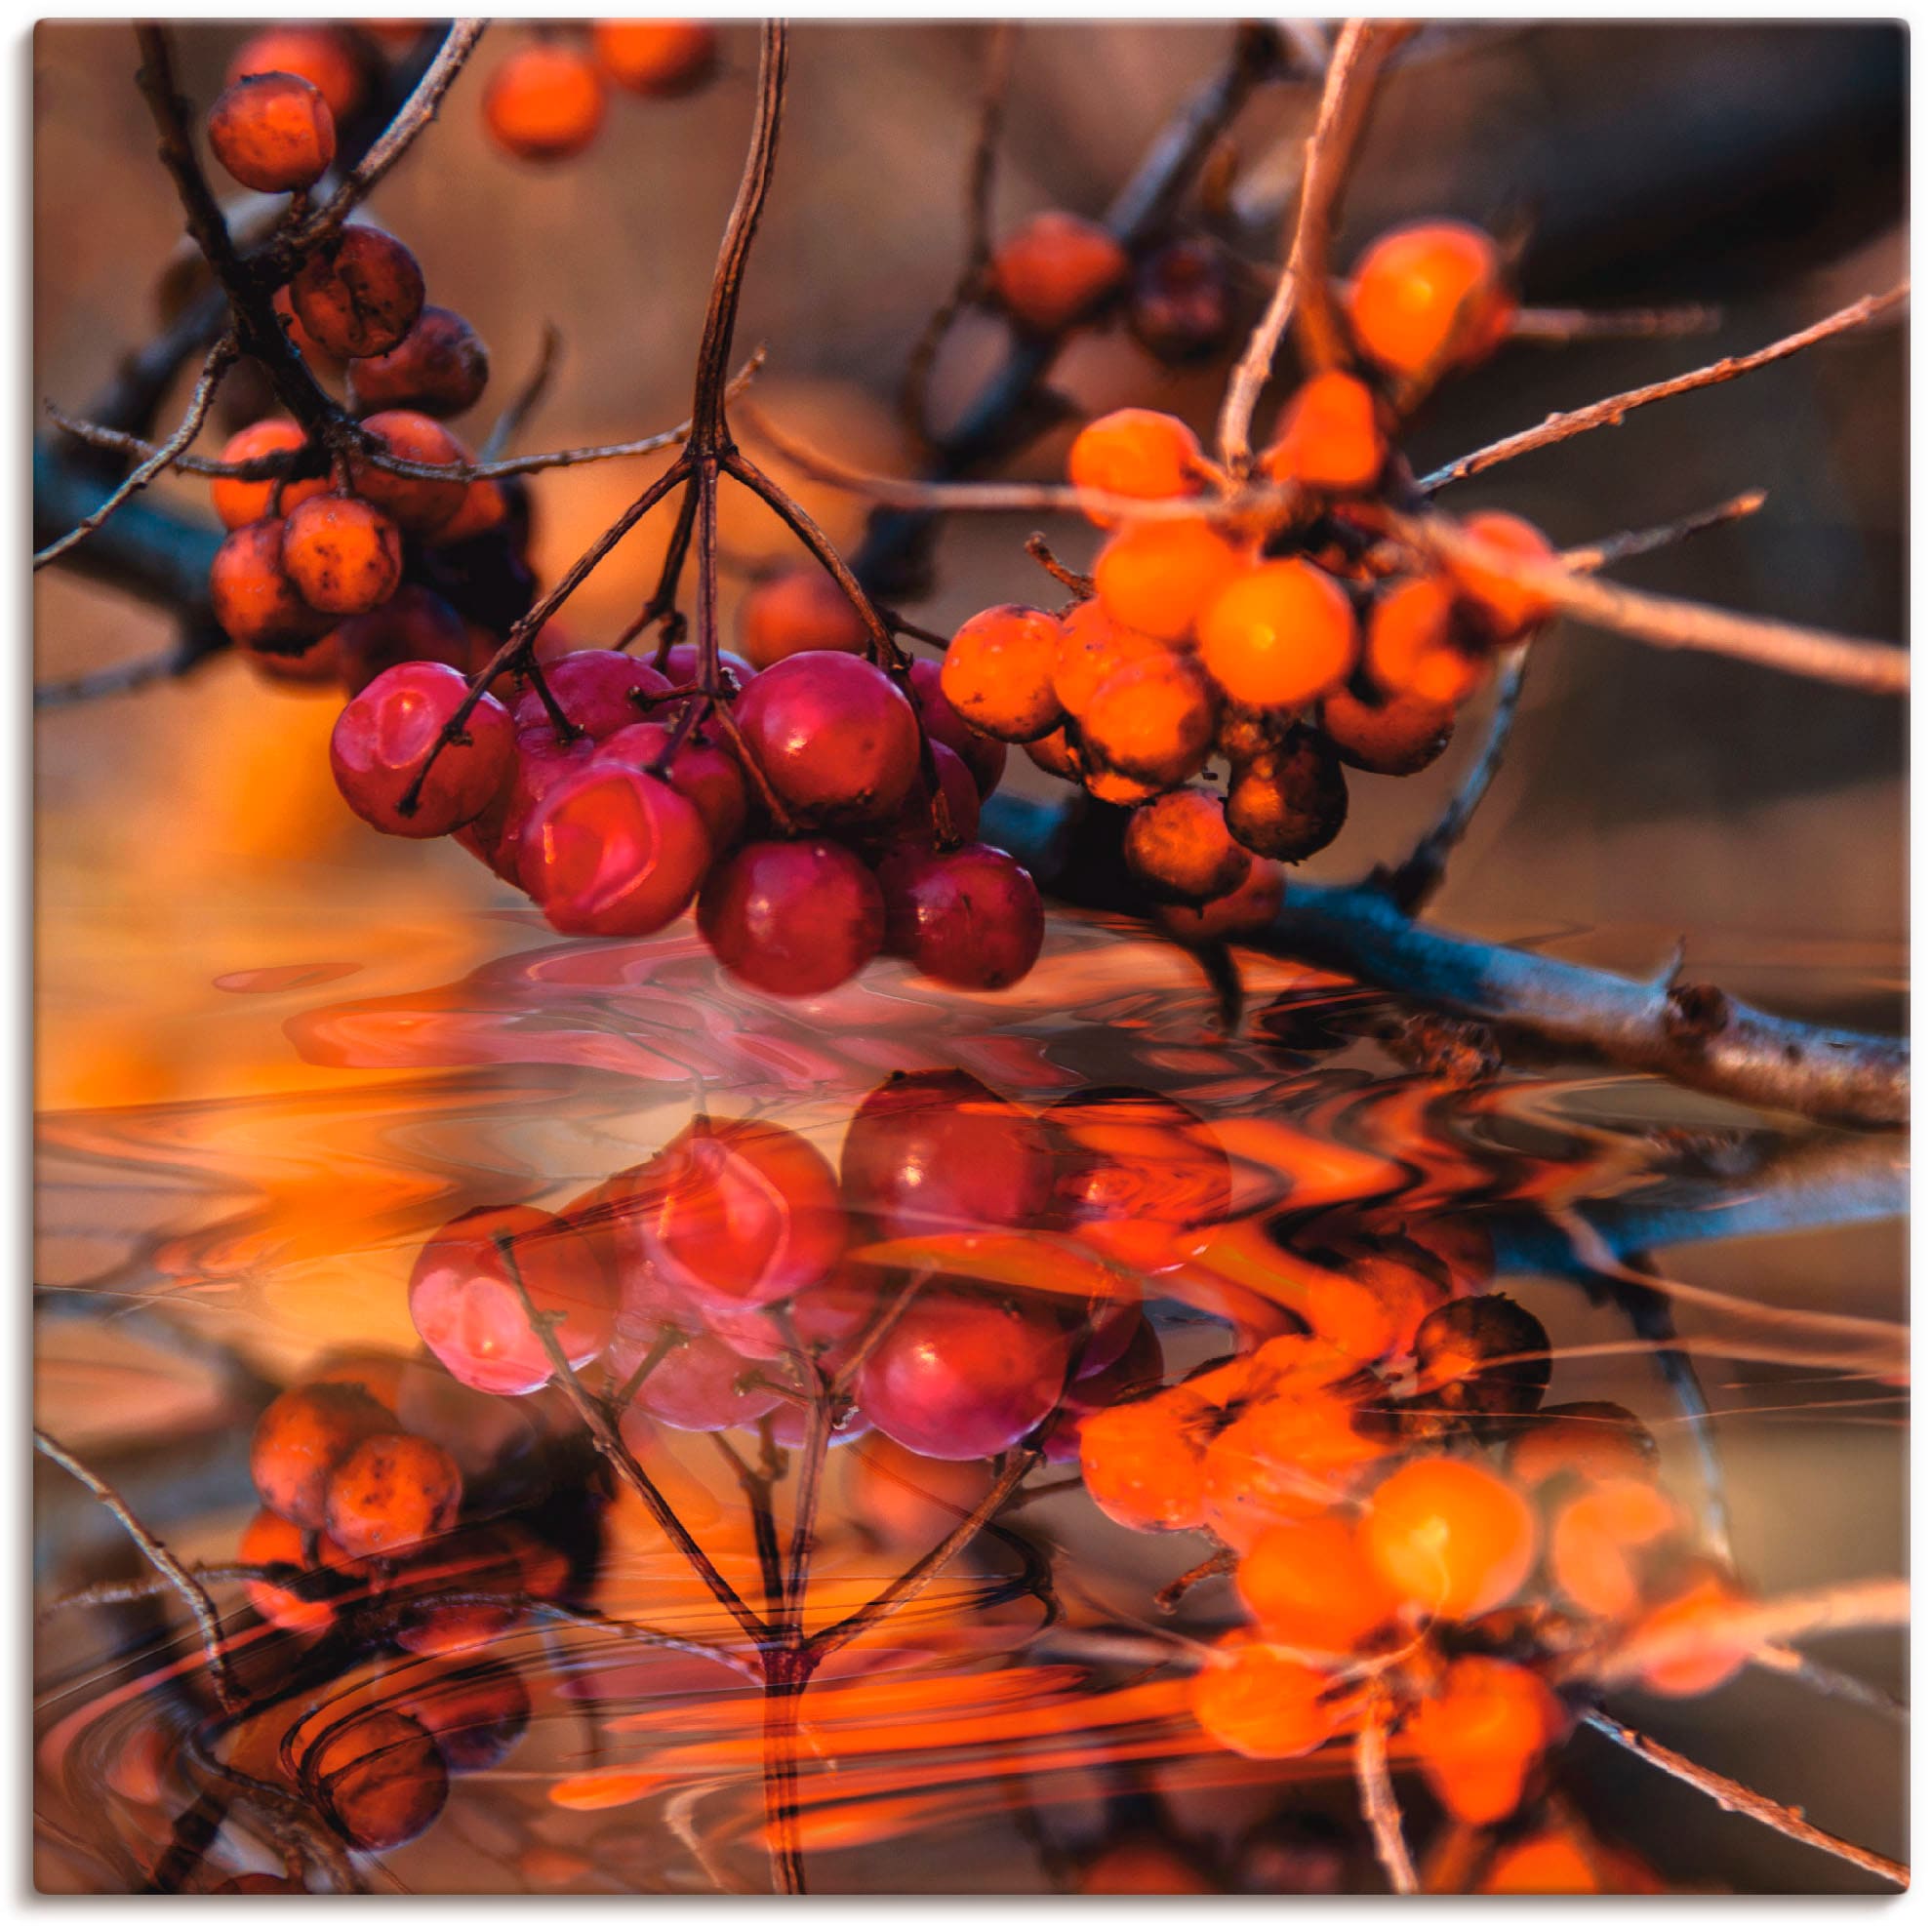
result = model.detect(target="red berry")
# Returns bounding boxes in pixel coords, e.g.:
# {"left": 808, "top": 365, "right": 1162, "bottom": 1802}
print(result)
{"left": 331, "top": 661, "right": 512, "bottom": 838}
{"left": 611, "top": 1326, "right": 778, "bottom": 1433}
{"left": 876, "top": 842, "right": 1045, "bottom": 990}
{"left": 408, "top": 1203, "right": 614, "bottom": 1395}
{"left": 511, "top": 649, "right": 674, "bottom": 740}
{"left": 734, "top": 651, "right": 920, "bottom": 826}
{"left": 208, "top": 70, "right": 336, "bottom": 193}
{"left": 988, "top": 211, "right": 1129, "bottom": 335}
{"left": 290, "top": 223, "right": 426, "bottom": 360}
{"left": 906, "top": 658, "right": 1007, "bottom": 796}
{"left": 698, "top": 838, "right": 885, "bottom": 995}
{"left": 335, "top": 584, "right": 473, "bottom": 695}
{"left": 348, "top": 409, "right": 470, "bottom": 534}
{"left": 594, "top": 720, "right": 749, "bottom": 852}
{"left": 888, "top": 741, "right": 981, "bottom": 846}
{"left": 518, "top": 763, "right": 712, "bottom": 939}
{"left": 349, "top": 305, "right": 490, "bottom": 419}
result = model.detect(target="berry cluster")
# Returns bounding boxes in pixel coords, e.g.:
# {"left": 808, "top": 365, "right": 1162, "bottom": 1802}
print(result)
{"left": 943, "top": 220, "right": 1560, "bottom": 931}
{"left": 1076, "top": 1276, "right": 1750, "bottom": 1820}
{"left": 483, "top": 21, "right": 719, "bottom": 164}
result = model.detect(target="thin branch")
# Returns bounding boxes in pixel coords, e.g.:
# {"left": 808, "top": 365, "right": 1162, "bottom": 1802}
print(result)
{"left": 1386, "top": 507, "right": 1906, "bottom": 696}
{"left": 1354, "top": 1699, "right": 1419, "bottom": 1895}
{"left": 1419, "top": 284, "right": 1908, "bottom": 491}
{"left": 1581, "top": 1710, "right": 1906, "bottom": 1888}
{"left": 1507, "top": 301, "right": 1723, "bottom": 342}
{"left": 33, "top": 637, "right": 222, "bottom": 711}
{"left": 479, "top": 321, "right": 562, "bottom": 461}
{"left": 35, "top": 335, "right": 236, "bottom": 569}
{"left": 34, "top": 1427, "right": 240, "bottom": 1713}
{"left": 1217, "top": 20, "right": 1413, "bottom": 472}
{"left": 1561, "top": 488, "right": 1766, "bottom": 573}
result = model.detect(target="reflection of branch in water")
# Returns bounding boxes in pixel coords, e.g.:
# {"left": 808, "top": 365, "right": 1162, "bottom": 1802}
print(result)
{"left": 1353, "top": 1697, "right": 1418, "bottom": 1895}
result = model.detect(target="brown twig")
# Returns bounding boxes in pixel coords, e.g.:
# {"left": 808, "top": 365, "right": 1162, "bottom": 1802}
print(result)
{"left": 480, "top": 321, "right": 563, "bottom": 461}
{"left": 1419, "top": 284, "right": 1908, "bottom": 492}
{"left": 1507, "top": 301, "right": 1723, "bottom": 342}
{"left": 1218, "top": 20, "right": 1414, "bottom": 472}
{"left": 1580, "top": 1710, "right": 1906, "bottom": 1887}
{"left": 34, "top": 1427, "right": 241, "bottom": 1713}
{"left": 1024, "top": 533, "right": 1096, "bottom": 596}
{"left": 1561, "top": 488, "right": 1767, "bottom": 573}
{"left": 1354, "top": 1695, "right": 1419, "bottom": 1894}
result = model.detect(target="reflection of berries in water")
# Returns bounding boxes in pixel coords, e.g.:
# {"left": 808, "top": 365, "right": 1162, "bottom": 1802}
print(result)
{"left": 251, "top": 1382, "right": 394, "bottom": 1531}
{"left": 1190, "top": 1633, "right": 1348, "bottom": 1760}
{"left": 1359, "top": 1456, "right": 1537, "bottom": 1620}
{"left": 1550, "top": 1477, "right": 1682, "bottom": 1620}
{"left": 1236, "top": 1512, "right": 1397, "bottom": 1655}
{"left": 1507, "top": 1400, "right": 1659, "bottom": 1489}
{"left": 1412, "top": 1294, "right": 1552, "bottom": 1429}
{"left": 1409, "top": 1655, "right": 1565, "bottom": 1826}
{"left": 305, "top": 1709, "right": 448, "bottom": 1852}
{"left": 324, "top": 1431, "right": 463, "bottom": 1559}
{"left": 239, "top": 1507, "right": 335, "bottom": 1634}
{"left": 1078, "top": 1389, "right": 1213, "bottom": 1532}
{"left": 401, "top": 1660, "right": 533, "bottom": 1773}
{"left": 614, "top": 1327, "right": 780, "bottom": 1433}
{"left": 1049, "top": 1087, "right": 1230, "bottom": 1270}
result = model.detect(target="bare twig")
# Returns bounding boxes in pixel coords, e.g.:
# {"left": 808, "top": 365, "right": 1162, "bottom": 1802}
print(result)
{"left": 1561, "top": 489, "right": 1767, "bottom": 573}
{"left": 1420, "top": 285, "right": 1908, "bottom": 491}
{"left": 1355, "top": 1699, "right": 1418, "bottom": 1894}
{"left": 1581, "top": 1710, "right": 1906, "bottom": 1887}
{"left": 1507, "top": 301, "right": 1723, "bottom": 342}
{"left": 34, "top": 1427, "right": 240, "bottom": 1712}
{"left": 1218, "top": 20, "right": 1414, "bottom": 472}
{"left": 480, "top": 322, "right": 563, "bottom": 461}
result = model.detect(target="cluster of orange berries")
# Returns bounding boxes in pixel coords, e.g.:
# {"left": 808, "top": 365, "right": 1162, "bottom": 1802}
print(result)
{"left": 482, "top": 21, "right": 718, "bottom": 164}
{"left": 1078, "top": 1276, "right": 1751, "bottom": 1825}
{"left": 944, "top": 219, "right": 1560, "bottom": 935}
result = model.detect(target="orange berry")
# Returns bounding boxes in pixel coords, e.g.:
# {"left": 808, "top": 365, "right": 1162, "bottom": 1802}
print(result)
{"left": 1190, "top": 1633, "right": 1347, "bottom": 1759}
{"left": 208, "top": 71, "right": 336, "bottom": 194}
{"left": 739, "top": 565, "right": 870, "bottom": 668}
{"left": 1025, "top": 726, "right": 1084, "bottom": 783}
{"left": 239, "top": 1507, "right": 334, "bottom": 1634}
{"left": 325, "top": 1432, "right": 463, "bottom": 1560}
{"left": 1478, "top": 1829, "right": 1608, "bottom": 1895}
{"left": 1124, "top": 786, "right": 1248, "bottom": 903}
{"left": 1082, "top": 649, "right": 1218, "bottom": 789}
{"left": 1067, "top": 408, "right": 1203, "bottom": 525}
{"left": 303, "top": 1709, "right": 447, "bottom": 1852}
{"left": 273, "top": 282, "right": 337, "bottom": 368}
{"left": 1085, "top": 768, "right": 1162, "bottom": 806}
{"left": 210, "top": 419, "right": 329, "bottom": 530}
{"left": 349, "top": 305, "right": 490, "bottom": 419}
{"left": 1408, "top": 1656, "right": 1565, "bottom": 1826}
{"left": 939, "top": 603, "right": 1064, "bottom": 742}
{"left": 429, "top": 478, "right": 510, "bottom": 547}
{"left": 1052, "top": 600, "right": 1167, "bottom": 720}
{"left": 1345, "top": 220, "right": 1514, "bottom": 382}
{"left": 1201, "top": 1385, "right": 1385, "bottom": 1551}
{"left": 1507, "top": 1401, "right": 1660, "bottom": 1490}
{"left": 1320, "top": 686, "right": 1455, "bottom": 776}
{"left": 1223, "top": 729, "right": 1348, "bottom": 863}
{"left": 1363, "top": 575, "right": 1482, "bottom": 706}
{"left": 591, "top": 20, "right": 719, "bottom": 97}
{"left": 250, "top": 1382, "right": 394, "bottom": 1530}
{"left": 210, "top": 517, "right": 333, "bottom": 654}
{"left": 1078, "top": 1391, "right": 1211, "bottom": 1532}
{"left": 1079, "top": 1840, "right": 1215, "bottom": 1896}
{"left": 1359, "top": 1456, "right": 1537, "bottom": 1620}
{"left": 1550, "top": 1477, "right": 1682, "bottom": 1621}
{"left": 988, "top": 211, "right": 1129, "bottom": 335}
{"left": 1155, "top": 851, "right": 1285, "bottom": 943}
{"left": 1630, "top": 1573, "right": 1753, "bottom": 1697}
{"left": 1238, "top": 1513, "right": 1397, "bottom": 1654}
{"left": 1197, "top": 559, "right": 1358, "bottom": 709}
{"left": 348, "top": 409, "right": 470, "bottom": 534}
{"left": 281, "top": 494, "right": 404, "bottom": 616}
{"left": 1095, "top": 517, "right": 1251, "bottom": 645}
{"left": 1261, "top": 372, "right": 1388, "bottom": 494}
{"left": 290, "top": 224, "right": 425, "bottom": 359}
{"left": 1448, "top": 510, "right": 1559, "bottom": 644}
{"left": 484, "top": 42, "right": 608, "bottom": 162}
{"left": 228, "top": 26, "right": 365, "bottom": 122}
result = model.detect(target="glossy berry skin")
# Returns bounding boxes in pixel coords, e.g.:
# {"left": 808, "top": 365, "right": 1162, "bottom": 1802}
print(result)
{"left": 291, "top": 224, "right": 426, "bottom": 360}
{"left": 623, "top": 1117, "right": 847, "bottom": 1317}
{"left": 988, "top": 211, "right": 1129, "bottom": 335}
{"left": 325, "top": 1431, "right": 463, "bottom": 1559}
{"left": 1094, "top": 518, "right": 1250, "bottom": 644}
{"left": 1412, "top": 1294, "right": 1551, "bottom": 1429}
{"left": 211, "top": 419, "right": 328, "bottom": 531}
{"left": 409, "top": 1203, "right": 614, "bottom": 1396}
{"left": 906, "top": 658, "right": 1007, "bottom": 796}
{"left": 856, "top": 1283, "right": 1072, "bottom": 1461}
{"left": 1052, "top": 601, "right": 1166, "bottom": 722}
{"left": 594, "top": 721, "right": 749, "bottom": 852}
{"left": 738, "top": 566, "right": 870, "bottom": 668}
{"left": 658, "top": 640, "right": 756, "bottom": 695}
{"left": 335, "top": 584, "right": 473, "bottom": 696}
{"left": 281, "top": 494, "right": 403, "bottom": 616}
{"left": 889, "top": 741, "right": 981, "bottom": 846}
{"left": 209, "top": 517, "right": 331, "bottom": 653}
{"left": 251, "top": 1383, "right": 394, "bottom": 1530}
{"left": 1224, "top": 730, "right": 1348, "bottom": 862}
{"left": 1082, "top": 651, "right": 1218, "bottom": 789}
{"left": 1359, "top": 1456, "right": 1537, "bottom": 1620}
{"left": 1365, "top": 576, "right": 1481, "bottom": 706}
{"left": 1154, "top": 851, "right": 1285, "bottom": 943}
{"left": 877, "top": 842, "right": 1045, "bottom": 990}
{"left": 1067, "top": 409, "right": 1202, "bottom": 525}
{"left": 511, "top": 649, "right": 674, "bottom": 740}
{"left": 1197, "top": 559, "right": 1359, "bottom": 710}
{"left": 208, "top": 71, "right": 336, "bottom": 193}
{"left": 1048, "top": 1088, "right": 1230, "bottom": 1270}
{"left": 1190, "top": 1636, "right": 1347, "bottom": 1760}
{"left": 1346, "top": 221, "right": 1514, "bottom": 382}
{"left": 350, "top": 305, "right": 490, "bottom": 418}
{"left": 401, "top": 1662, "right": 532, "bottom": 1774}
{"left": 1628, "top": 1573, "right": 1752, "bottom": 1697}
{"left": 484, "top": 42, "right": 608, "bottom": 161}
{"left": 1079, "top": 1390, "right": 1211, "bottom": 1531}
{"left": 1238, "top": 1513, "right": 1397, "bottom": 1654}
{"left": 330, "top": 662, "right": 510, "bottom": 838}
{"left": 734, "top": 652, "right": 920, "bottom": 826}
{"left": 304, "top": 1709, "right": 448, "bottom": 1853}
{"left": 942, "top": 605, "right": 1065, "bottom": 743}
{"left": 592, "top": 20, "right": 719, "bottom": 95}
{"left": 1449, "top": 511, "right": 1559, "bottom": 643}
{"left": 1262, "top": 372, "right": 1387, "bottom": 494}
{"left": 1128, "top": 235, "right": 1233, "bottom": 364}
{"left": 519, "top": 763, "right": 712, "bottom": 938}
{"left": 699, "top": 838, "right": 885, "bottom": 996}
{"left": 1550, "top": 1477, "right": 1680, "bottom": 1620}
{"left": 840, "top": 1069, "right": 1057, "bottom": 1239}
{"left": 1410, "top": 1657, "right": 1564, "bottom": 1826}
{"left": 1025, "top": 726, "right": 1083, "bottom": 784}
{"left": 617, "top": 1328, "right": 779, "bottom": 1433}
{"left": 348, "top": 410, "right": 470, "bottom": 534}
{"left": 1319, "top": 687, "right": 1455, "bottom": 776}
{"left": 1124, "top": 787, "right": 1248, "bottom": 903}
{"left": 228, "top": 25, "right": 363, "bottom": 118}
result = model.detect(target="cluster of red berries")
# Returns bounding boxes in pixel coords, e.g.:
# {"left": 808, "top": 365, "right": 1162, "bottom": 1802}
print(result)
{"left": 1077, "top": 1272, "right": 1751, "bottom": 1817}
{"left": 944, "top": 219, "right": 1559, "bottom": 933}
{"left": 482, "top": 21, "right": 719, "bottom": 164}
